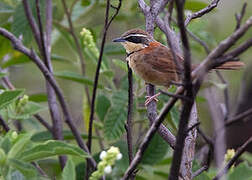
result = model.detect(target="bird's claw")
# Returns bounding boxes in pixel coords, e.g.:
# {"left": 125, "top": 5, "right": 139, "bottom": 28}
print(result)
{"left": 145, "top": 92, "right": 161, "bottom": 106}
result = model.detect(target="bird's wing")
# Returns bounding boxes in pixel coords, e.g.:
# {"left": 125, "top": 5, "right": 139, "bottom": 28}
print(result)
{"left": 144, "top": 44, "right": 183, "bottom": 74}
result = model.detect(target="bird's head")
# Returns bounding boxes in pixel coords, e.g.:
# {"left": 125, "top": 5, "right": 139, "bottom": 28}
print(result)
{"left": 113, "top": 29, "right": 154, "bottom": 54}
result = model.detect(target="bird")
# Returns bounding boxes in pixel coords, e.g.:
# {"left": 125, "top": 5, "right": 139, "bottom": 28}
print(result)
{"left": 113, "top": 28, "right": 244, "bottom": 105}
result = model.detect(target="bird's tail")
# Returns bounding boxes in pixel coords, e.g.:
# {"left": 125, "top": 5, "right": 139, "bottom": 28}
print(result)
{"left": 214, "top": 61, "right": 245, "bottom": 70}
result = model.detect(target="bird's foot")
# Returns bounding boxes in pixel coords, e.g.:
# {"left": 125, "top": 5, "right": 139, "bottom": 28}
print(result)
{"left": 145, "top": 92, "right": 161, "bottom": 106}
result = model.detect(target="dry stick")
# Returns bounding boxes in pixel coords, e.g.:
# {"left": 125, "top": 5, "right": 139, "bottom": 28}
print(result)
{"left": 0, "top": 28, "right": 97, "bottom": 168}
{"left": 213, "top": 136, "right": 252, "bottom": 180}
{"left": 126, "top": 63, "right": 134, "bottom": 180}
{"left": 61, "top": 0, "right": 91, "bottom": 105}
{"left": 184, "top": 0, "right": 220, "bottom": 26}
{"left": 138, "top": 0, "right": 176, "bottom": 149}
{"left": 0, "top": 115, "right": 10, "bottom": 132}
{"left": 86, "top": 0, "right": 122, "bottom": 175}
{"left": 35, "top": 0, "right": 66, "bottom": 168}
{"left": 122, "top": 15, "right": 252, "bottom": 179}
{"left": 168, "top": 0, "right": 194, "bottom": 179}
{"left": 1, "top": 74, "right": 52, "bottom": 132}
{"left": 235, "top": 3, "right": 247, "bottom": 30}
{"left": 225, "top": 107, "right": 252, "bottom": 127}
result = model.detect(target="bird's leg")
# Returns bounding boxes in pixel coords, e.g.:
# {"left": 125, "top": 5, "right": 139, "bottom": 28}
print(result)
{"left": 145, "top": 92, "right": 161, "bottom": 106}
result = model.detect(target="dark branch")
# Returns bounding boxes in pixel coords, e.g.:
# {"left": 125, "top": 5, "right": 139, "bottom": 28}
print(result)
{"left": 126, "top": 63, "right": 134, "bottom": 180}
{"left": 226, "top": 107, "right": 252, "bottom": 127}
{"left": 168, "top": 0, "right": 194, "bottom": 178}
{"left": 213, "top": 136, "right": 252, "bottom": 180}
{"left": 235, "top": 3, "right": 247, "bottom": 30}
{"left": 86, "top": 0, "right": 122, "bottom": 174}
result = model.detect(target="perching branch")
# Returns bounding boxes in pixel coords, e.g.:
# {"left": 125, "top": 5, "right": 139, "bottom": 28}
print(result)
{"left": 213, "top": 136, "right": 252, "bottom": 180}
{"left": 138, "top": 0, "right": 177, "bottom": 149}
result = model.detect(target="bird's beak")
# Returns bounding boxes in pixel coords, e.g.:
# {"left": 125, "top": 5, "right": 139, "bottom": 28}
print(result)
{"left": 112, "top": 37, "right": 126, "bottom": 42}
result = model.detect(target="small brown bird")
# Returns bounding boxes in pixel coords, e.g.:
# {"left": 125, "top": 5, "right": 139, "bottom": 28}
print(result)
{"left": 113, "top": 29, "right": 244, "bottom": 105}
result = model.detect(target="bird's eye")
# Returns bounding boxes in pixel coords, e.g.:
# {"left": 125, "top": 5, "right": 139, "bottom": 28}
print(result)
{"left": 125, "top": 36, "right": 142, "bottom": 43}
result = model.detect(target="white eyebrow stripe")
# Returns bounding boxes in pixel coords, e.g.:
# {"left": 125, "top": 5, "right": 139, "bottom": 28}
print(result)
{"left": 123, "top": 34, "right": 148, "bottom": 39}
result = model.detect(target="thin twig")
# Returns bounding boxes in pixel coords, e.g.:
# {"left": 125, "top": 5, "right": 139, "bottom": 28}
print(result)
{"left": 225, "top": 107, "right": 252, "bottom": 127}
{"left": 184, "top": 0, "right": 220, "bottom": 26}
{"left": 86, "top": 0, "right": 122, "bottom": 175}
{"left": 235, "top": 3, "right": 247, "bottom": 30}
{"left": 213, "top": 136, "right": 252, "bottom": 180}
{"left": 61, "top": 0, "right": 91, "bottom": 106}
{"left": 126, "top": 63, "right": 134, "bottom": 180}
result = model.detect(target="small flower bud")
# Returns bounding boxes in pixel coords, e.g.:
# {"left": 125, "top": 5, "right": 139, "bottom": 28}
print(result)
{"left": 11, "top": 131, "right": 18, "bottom": 140}
{"left": 99, "top": 151, "right": 107, "bottom": 160}
{"left": 116, "top": 153, "right": 122, "bottom": 160}
{"left": 104, "top": 165, "right": 112, "bottom": 174}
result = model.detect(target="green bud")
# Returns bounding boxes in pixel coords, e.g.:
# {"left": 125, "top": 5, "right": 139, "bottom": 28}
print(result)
{"left": 80, "top": 28, "right": 99, "bottom": 58}
{"left": 11, "top": 131, "right": 18, "bottom": 140}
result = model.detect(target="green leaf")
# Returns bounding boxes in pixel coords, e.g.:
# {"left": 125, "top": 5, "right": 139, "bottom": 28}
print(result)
{"left": 228, "top": 162, "right": 252, "bottom": 180}
{"left": 29, "top": 93, "right": 48, "bottom": 102}
{"left": 0, "top": 89, "right": 24, "bottom": 110}
{"left": 21, "top": 140, "right": 89, "bottom": 162}
{"left": 62, "top": 157, "right": 76, "bottom": 180}
{"left": 104, "top": 91, "right": 128, "bottom": 140}
{"left": 54, "top": 71, "right": 103, "bottom": 88}
{"left": 10, "top": 102, "right": 46, "bottom": 120}
{"left": 96, "top": 95, "right": 111, "bottom": 122}
{"left": 142, "top": 134, "right": 169, "bottom": 165}
{"left": 8, "top": 133, "right": 32, "bottom": 159}
{"left": 104, "top": 106, "right": 127, "bottom": 140}
{"left": 1, "top": 131, "right": 12, "bottom": 153}
{"left": 31, "top": 130, "right": 98, "bottom": 142}
{"left": 185, "top": 0, "right": 208, "bottom": 12}
{"left": 81, "top": 0, "right": 91, "bottom": 6}
{"left": 8, "top": 159, "right": 38, "bottom": 179}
